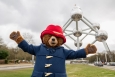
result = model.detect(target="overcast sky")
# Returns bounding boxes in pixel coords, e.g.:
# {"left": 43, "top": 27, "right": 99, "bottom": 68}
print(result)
{"left": 0, "top": 0, "right": 115, "bottom": 56}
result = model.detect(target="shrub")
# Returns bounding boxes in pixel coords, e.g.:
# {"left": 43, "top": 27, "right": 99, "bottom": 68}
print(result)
{"left": 0, "top": 50, "right": 9, "bottom": 59}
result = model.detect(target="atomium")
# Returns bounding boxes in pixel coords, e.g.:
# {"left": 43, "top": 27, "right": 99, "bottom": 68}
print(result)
{"left": 71, "top": 6, "right": 82, "bottom": 21}
{"left": 95, "top": 30, "right": 108, "bottom": 42}
{"left": 62, "top": 5, "right": 113, "bottom": 62}
{"left": 74, "top": 41, "right": 82, "bottom": 47}
{"left": 73, "top": 28, "right": 82, "bottom": 37}
{"left": 92, "top": 23, "right": 100, "bottom": 30}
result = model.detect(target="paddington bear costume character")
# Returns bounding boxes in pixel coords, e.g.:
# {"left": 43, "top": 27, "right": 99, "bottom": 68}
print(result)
{"left": 9, "top": 24, "right": 97, "bottom": 77}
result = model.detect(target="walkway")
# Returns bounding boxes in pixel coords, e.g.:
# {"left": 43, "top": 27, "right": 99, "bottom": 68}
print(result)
{"left": 0, "top": 63, "right": 34, "bottom": 70}
{"left": 88, "top": 64, "right": 115, "bottom": 71}
{"left": 0, "top": 63, "right": 115, "bottom": 71}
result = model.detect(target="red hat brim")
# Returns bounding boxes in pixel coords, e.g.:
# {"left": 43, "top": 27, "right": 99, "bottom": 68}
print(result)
{"left": 41, "top": 30, "right": 66, "bottom": 44}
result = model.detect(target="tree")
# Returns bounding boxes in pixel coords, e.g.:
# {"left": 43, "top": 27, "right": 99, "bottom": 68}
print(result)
{"left": 0, "top": 50, "right": 9, "bottom": 59}
{"left": 0, "top": 37, "right": 9, "bottom": 60}
{"left": 0, "top": 37, "right": 4, "bottom": 45}
{"left": 22, "top": 32, "right": 35, "bottom": 64}
{"left": 23, "top": 33, "right": 35, "bottom": 44}
{"left": 0, "top": 37, "right": 4, "bottom": 48}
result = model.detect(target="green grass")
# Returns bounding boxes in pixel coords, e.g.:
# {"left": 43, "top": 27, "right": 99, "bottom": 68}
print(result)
{"left": 0, "top": 68, "right": 33, "bottom": 77}
{"left": 66, "top": 64, "right": 115, "bottom": 77}
{"left": 0, "top": 64, "right": 115, "bottom": 77}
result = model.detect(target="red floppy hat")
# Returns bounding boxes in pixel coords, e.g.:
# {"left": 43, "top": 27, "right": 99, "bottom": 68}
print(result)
{"left": 40, "top": 24, "right": 66, "bottom": 44}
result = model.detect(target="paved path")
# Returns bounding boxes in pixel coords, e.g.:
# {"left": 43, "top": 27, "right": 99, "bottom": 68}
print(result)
{"left": 0, "top": 63, "right": 115, "bottom": 71}
{"left": 0, "top": 64, "right": 34, "bottom": 70}
{"left": 102, "top": 65, "right": 115, "bottom": 70}
{"left": 88, "top": 64, "right": 115, "bottom": 71}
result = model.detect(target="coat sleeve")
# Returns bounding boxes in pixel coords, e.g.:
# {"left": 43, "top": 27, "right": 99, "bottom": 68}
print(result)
{"left": 63, "top": 48, "right": 87, "bottom": 59}
{"left": 18, "top": 40, "right": 40, "bottom": 55}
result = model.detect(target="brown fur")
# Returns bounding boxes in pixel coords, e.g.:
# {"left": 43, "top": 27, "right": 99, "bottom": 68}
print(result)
{"left": 42, "top": 34, "right": 63, "bottom": 47}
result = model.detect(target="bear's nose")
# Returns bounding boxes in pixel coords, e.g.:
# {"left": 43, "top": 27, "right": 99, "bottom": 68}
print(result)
{"left": 52, "top": 38, "right": 55, "bottom": 41}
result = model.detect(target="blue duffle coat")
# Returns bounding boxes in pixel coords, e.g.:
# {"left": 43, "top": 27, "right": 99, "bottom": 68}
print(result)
{"left": 18, "top": 40, "right": 87, "bottom": 77}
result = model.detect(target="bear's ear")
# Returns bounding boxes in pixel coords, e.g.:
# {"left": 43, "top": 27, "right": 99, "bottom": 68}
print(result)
{"left": 57, "top": 38, "right": 63, "bottom": 46}
{"left": 42, "top": 34, "right": 51, "bottom": 44}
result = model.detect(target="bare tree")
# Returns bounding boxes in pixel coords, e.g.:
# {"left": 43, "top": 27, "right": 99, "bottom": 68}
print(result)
{"left": 0, "top": 37, "right": 8, "bottom": 50}
{"left": 22, "top": 33, "right": 35, "bottom": 64}
{"left": 22, "top": 33, "right": 35, "bottom": 44}
{"left": 0, "top": 37, "right": 4, "bottom": 47}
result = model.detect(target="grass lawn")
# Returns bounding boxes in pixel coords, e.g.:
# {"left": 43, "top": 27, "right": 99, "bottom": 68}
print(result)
{"left": 0, "top": 64, "right": 115, "bottom": 77}
{"left": 66, "top": 64, "right": 115, "bottom": 77}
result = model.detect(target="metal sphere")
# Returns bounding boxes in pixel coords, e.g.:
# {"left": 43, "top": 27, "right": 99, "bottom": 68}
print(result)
{"left": 95, "top": 30, "right": 108, "bottom": 42}
{"left": 73, "top": 29, "right": 82, "bottom": 37}
{"left": 74, "top": 41, "right": 82, "bottom": 47}
{"left": 71, "top": 6, "right": 82, "bottom": 21}
{"left": 92, "top": 23, "right": 100, "bottom": 30}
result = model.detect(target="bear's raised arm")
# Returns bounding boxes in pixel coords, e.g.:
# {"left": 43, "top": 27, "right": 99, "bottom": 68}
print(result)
{"left": 63, "top": 48, "right": 87, "bottom": 59}
{"left": 9, "top": 31, "right": 37, "bottom": 55}
{"left": 63, "top": 44, "right": 97, "bottom": 59}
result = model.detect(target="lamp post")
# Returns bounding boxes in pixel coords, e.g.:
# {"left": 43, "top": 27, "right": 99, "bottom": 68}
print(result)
{"left": 32, "top": 55, "right": 34, "bottom": 65}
